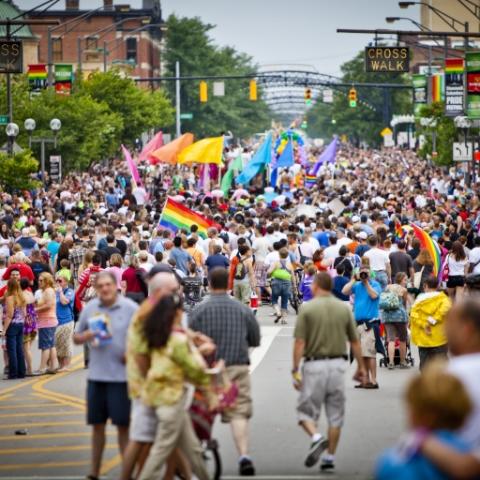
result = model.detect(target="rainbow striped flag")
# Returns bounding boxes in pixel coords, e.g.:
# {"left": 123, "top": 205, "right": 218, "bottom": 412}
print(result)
{"left": 430, "top": 74, "right": 444, "bottom": 103}
{"left": 304, "top": 174, "right": 317, "bottom": 187}
{"left": 394, "top": 220, "right": 404, "bottom": 240}
{"left": 411, "top": 223, "right": 442, "bottom": 277}
{"left": 159, "top": 197, "right": 220, "bottom": 239}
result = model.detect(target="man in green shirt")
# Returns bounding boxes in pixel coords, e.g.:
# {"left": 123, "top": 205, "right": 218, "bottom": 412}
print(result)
{"left": 292, "top": 272, "right": 366, "bottom": 472}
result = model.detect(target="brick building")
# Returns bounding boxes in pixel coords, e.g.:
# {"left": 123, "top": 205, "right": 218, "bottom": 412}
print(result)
{"left": 27, "top": 0, "right": 164, "bottom": 80}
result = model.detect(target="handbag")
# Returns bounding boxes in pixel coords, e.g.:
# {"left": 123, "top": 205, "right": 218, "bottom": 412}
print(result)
{"left": 413, "top": 266, "right": 425, "bottom": 289}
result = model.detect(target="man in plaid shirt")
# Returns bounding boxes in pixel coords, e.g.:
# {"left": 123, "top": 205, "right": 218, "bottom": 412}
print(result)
{"left": 189, "top": 267, "right": 261, "bottom": 477}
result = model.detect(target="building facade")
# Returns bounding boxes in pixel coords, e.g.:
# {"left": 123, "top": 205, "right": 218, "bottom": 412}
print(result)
{"left": 27, "top": 0, "right": 164, "bottom": 80}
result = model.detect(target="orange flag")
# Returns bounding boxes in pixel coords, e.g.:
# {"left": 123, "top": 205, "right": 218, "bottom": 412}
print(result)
{"left": 149, "top": 133, "right": 194, "bottom": 165}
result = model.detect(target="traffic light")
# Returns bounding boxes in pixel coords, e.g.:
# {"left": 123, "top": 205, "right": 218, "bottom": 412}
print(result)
{"left": 304, "top": 88, "right": 312, "bottom": 105}
{"left": 199, "top": 81, "right": 208, "bottom": 102}
{"left": 348, "top": 87, "right": 357, "bottom": 107}
{"left": 249, "top": 79, "right": 257, "bottom": 101}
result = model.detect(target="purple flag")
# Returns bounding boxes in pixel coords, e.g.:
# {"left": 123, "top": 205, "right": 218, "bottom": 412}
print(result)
{"left": 310, "top": 136, "right": 338, "bottom": 175}
{"left": 138, "top": 131, "right": 163, "bottom": 162}
{"left": 122, "top": 144, "right": 143, "bottom": 188}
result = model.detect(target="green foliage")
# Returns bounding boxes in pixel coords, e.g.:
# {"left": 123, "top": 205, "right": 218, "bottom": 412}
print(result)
{"left": 0, "top": 149, "right": 40, "bottom": 191}
{"left": 417, "top": 102, "right": 456, "bottom": 167}
{"left": 79, "top": 70, "right": 174, "bottom": 145}
{"left": 306, "top": 51, "right": 412, "bottom": 145}
{"left": 0, "top": 71, "right": 174, "bottom": 171}
{"left": 163, "top": 15, "right": 271, "bottom": 138}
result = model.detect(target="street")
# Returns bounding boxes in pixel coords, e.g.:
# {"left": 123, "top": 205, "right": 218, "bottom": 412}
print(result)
{"left": 0, "top": 306, "right": 412, "bottom": 480}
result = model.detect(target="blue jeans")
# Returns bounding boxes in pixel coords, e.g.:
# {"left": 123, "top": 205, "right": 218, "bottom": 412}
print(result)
{"left": 272, "top": 279, "right": 291, "bottom": 311}
{"left": 6, "top": 323, "right": 25, "bottom": 379}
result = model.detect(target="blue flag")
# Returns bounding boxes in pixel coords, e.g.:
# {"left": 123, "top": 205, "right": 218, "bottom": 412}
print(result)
{"left": 236, "top": 133, "right": 272, "bottom": 186}
{"left": 310, "top": 136, "right": 338, "bottom": 175}
{"left": 276, "top": 140, "right": 294, "bottom": 168}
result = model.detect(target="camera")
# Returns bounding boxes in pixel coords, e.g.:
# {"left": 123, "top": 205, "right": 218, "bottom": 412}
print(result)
{"left": 359, "top": 271, "right": 369, "bottom": 281}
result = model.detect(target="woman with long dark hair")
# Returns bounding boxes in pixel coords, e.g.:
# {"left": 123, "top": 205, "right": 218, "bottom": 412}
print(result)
{"left": 138, "top": 294, "right": 210, "bottom": 480}
{"left": 446, "top": 240, "right": 469, "bottom": 300}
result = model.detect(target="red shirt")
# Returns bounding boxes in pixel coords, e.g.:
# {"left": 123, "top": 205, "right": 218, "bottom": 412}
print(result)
{"left": 3, "top": 263, "right": 35, "bottom": 282}
{"left": 122, "top": 267, "right": 144, "bottom": 293}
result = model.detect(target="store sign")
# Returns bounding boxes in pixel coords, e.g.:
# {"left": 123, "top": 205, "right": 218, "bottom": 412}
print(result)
{"left": 466, "top": 51, "right": 480, "bottom": 118}
{"left": 445, "top": 58, "right": 464, "bottom": 117}
{"left": 54, "top": 64, "right": 73, "bottom": 95}
{"left": 0, "top": 41, "right": 23, "bottom": 73}
{"left": 365, "top": 47, "right": 409, "bottom": 73}
{"left": 49, "top": 155, "right": 62, "bottom": 182}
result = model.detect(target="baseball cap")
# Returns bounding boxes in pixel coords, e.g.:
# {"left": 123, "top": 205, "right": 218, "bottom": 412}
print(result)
{"left": 357, "top": 231, "right": 368, "bottom": 240}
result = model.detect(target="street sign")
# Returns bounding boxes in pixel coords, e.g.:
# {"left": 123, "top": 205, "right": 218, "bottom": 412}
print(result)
{"left": 0, "top": 41, "right": 23, "bottom": 73}
{"left": 180, "top": 113, "right": 193, "bottom": 120}
{"left": 0, "top": 115, "right": 9, "bottom": 125}
{"left": 323, "top": 89, "right": 333, "bottom": 103}
{"left": 213, "top": 81, "right": 225, "bottom": 96}
{"left": 365, "top": 47, "right": 409, "bottom": 73}
{"left": 453, "top": 142, "right": 478, "bottom": 161}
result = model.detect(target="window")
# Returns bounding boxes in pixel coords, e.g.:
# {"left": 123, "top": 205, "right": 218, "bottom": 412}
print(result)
{"left": 52, "top": 37, "right": 62, "bottom": 62}
{"left": 86, "top": 36, "right": 98, "bottom": 51}
{"left": 125, "top": 37, "right": 137, "bottom": 64}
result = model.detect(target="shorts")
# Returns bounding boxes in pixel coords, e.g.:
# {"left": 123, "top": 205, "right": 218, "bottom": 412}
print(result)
{"left": 55, "top": 322, "right": 74, "bottom": 358}
{"left": 385, "top": 322, "right": 408, "bottom": 343}
{"left": 233, "top": 282, "right": 251, "bottom": 304}
{"left": 38, "top": 327, "right": 56, "bottom": 350}
{"left": 254, "top": 262, "right": 268, "bottom": 288}
{"left": 357, "top": 324, "right": 377, "bottom": 358}
{"left": 221, "top": 365, "right": 252, "bottom": 423}
{"left": 447, "top": 275, "right": 465, "bottom": 288}
{"left": 87, "top": 380, "right": 131, "bottom": 426}
{"left": 129, "top": 398, "right": 158, "bottom": 443}
{"left": 297, "top": 358, "right": 346, "bottom": 427}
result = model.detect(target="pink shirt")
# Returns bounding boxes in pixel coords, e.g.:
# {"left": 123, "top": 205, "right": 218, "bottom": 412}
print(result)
{"left": 36, "top": 288, "right": 58, "bottom": 329}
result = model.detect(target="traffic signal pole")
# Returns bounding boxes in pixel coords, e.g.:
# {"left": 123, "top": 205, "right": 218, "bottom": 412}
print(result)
{"left": 175, "top": 61, "right": 181, "bottom": 138}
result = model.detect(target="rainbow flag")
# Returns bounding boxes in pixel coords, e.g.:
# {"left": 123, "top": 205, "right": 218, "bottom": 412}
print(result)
{"left": 430, "top": 74, "right": 444, "bottom": 103}
{"left": 394, "top": 220, "right": 404, "bottom": 240}
{"left": 159, "top": 197, "right": 220, "bottom": 239}
{"left": 304, "top": 174, "right": 317, "bottom": 187}
{"left": 411, "top": 223, "right": 442, "bottom": 277}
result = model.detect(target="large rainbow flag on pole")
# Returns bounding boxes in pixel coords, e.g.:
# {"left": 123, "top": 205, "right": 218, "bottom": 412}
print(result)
{"left": 411, "top": 223, "right": 442, "bottom": 277}
{"left": 159, "top": 197, "right": 220, "bottom": 239}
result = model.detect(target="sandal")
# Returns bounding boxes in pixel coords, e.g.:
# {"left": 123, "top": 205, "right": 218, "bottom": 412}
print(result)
{"left": 364, "top": 382, "right": 379, "bottom": 389}
{"left": 32, "top": 369, "right": 47, "bottom": 376}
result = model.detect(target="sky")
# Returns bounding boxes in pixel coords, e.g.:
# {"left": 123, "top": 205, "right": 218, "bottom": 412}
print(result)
{"left": 14, "top": 0, "right": 420, "bottom": 76}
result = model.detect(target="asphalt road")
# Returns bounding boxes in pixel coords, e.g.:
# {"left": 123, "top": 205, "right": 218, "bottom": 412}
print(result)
{"left": 0, "top": 306, "right": 415, "bottom": 479}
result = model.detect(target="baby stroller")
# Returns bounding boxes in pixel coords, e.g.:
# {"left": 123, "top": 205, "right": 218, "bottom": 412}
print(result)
{"left": 379, "top": 327, "right": 415, "bottom": 367}
{"left": 189, "top": 390, "right": 222, "bottom": 480}
{"left": 289, "top": 268, "right": 304, "bottom": 314}
{"left": 183, "top": 276, "right": 204, "bottom": 311}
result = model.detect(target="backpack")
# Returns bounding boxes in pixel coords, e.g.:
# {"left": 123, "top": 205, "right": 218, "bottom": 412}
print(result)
{"left": 298, "top": 246, "right": 308, "bottom": 265}
{"left": 234, "top": 258, "right": 248, "bottom": 280}
{"left": 379, "top": 291, "right": 401, "bottom": 311}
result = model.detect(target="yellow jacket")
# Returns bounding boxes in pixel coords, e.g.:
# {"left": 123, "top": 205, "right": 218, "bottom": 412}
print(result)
{"left": 410, "top": 291, "right": 451, "bottom": 348}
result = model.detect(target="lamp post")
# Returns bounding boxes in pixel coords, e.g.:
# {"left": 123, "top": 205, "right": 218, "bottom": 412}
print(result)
{"left": 24, "top": 118, "right": 62, "bottom": 186}
{"left": 5, "top": 122, "right": 19, "bottom": 155}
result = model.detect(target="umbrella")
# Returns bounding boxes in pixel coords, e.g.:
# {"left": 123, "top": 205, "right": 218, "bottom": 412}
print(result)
{"left": 233, "top": 188, "right": 249, "bottom": 199}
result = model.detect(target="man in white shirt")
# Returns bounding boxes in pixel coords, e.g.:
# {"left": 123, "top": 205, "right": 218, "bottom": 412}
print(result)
{"left": 363, "top": 235, "right": 390, "bottom": 290}
{"left": 133, "top": 186, "right": 148, "bottom": 206}
{"left": 336, "top": 228, "right": 352, "bottom": 248}
{"left": 323, "top": 235, "right": 340, "bottom": 263}
{"left": 252, "top": 227, "right": 270, "bottom": 264}
{"left": 469, "top": 237, "right": 480, "bottom": 275}
{"left": 421, "top": 299, "right": 480, "bottom": 478}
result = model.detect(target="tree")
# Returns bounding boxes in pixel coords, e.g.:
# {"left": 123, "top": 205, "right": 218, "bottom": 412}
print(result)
{"left": 417, "top": 101, "right": 457, "bottom": 166}
{"left": 0, "top": 150, "right": 40, "bottom": 191}
{"left": 79, "top": 70, "right": 174, "bottom": 145}
{"left": 163, "top": 15, "right": 271, "bottom": 138}
{"left": 306, "top": 51, "right": 412, "bottom": 145}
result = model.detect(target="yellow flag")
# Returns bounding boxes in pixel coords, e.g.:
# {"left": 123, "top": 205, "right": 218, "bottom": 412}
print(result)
{"left": 177, "top": 136, "right": 223, "bottom": 165}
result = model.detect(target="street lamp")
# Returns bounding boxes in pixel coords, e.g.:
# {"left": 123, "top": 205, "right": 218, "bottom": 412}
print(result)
{"left": 24, "top": 118, "right": 62, "bottom": 186}
{"left": 5, "top": 122, "right": 19, "bottom": 155}
{"left": 398, "top": 1, "right": 466, "bottom": 32}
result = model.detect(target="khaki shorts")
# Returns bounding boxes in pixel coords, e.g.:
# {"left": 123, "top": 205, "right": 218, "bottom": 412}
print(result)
{"left": 297, "top": 358, "right": 346, "bottom": 428}
{"left": 233, "top": 282, "right": 251, "bottom": 304}
{"left": 129, "top": 398, "right": 158, "bottom": 443}
{"left": 221, "top": 365, "right": 252, "bottom": 423}
{"left": 55, "top": 322, "right": 74, "bottom": 358}
{"left": 357, "top": 324, "right": 377, "bottom": 358}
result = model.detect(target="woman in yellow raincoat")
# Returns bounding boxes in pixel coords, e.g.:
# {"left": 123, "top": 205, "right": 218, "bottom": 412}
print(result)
{"left": 410, "top": 276, "right": 452, "bottom": 370}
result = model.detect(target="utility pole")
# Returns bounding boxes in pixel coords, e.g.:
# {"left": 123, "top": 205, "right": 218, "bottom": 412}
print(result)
{"left": 6, "top": 19, "right": 12, "bottom": 123}
{"left": 175, "top": 61, "right": 181, "bottom": 138}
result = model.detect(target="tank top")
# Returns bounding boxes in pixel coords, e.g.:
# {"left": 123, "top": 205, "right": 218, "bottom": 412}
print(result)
{"left": 37, "top": 288, "right": 58, "bottom": 329}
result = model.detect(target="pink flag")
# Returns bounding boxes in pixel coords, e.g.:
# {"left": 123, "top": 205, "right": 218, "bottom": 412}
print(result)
{"left": 138, "top": 131, "right": 163, "bottom": 162}
{"left": 122, "top": 144, "right": 143, "bottom": 188}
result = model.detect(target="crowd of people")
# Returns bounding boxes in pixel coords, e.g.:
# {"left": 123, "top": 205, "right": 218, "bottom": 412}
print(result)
{"left": 0, "top": 140, "right": 480, "bottom": 478}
